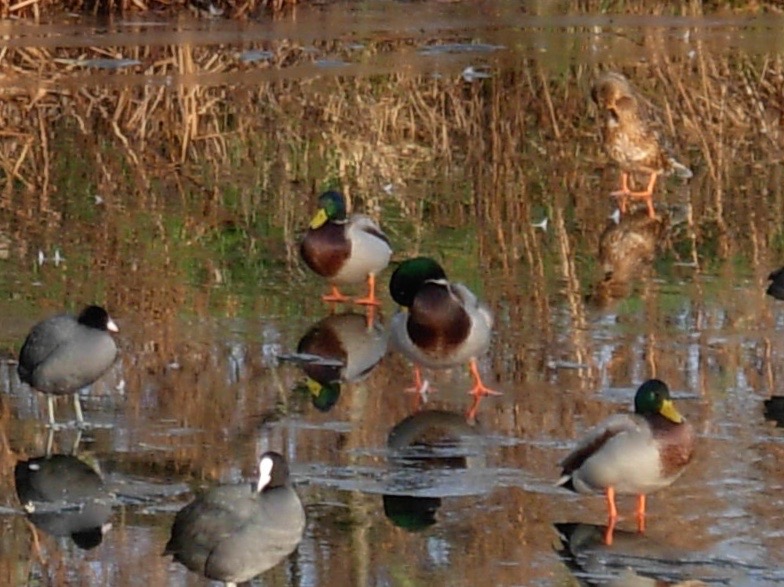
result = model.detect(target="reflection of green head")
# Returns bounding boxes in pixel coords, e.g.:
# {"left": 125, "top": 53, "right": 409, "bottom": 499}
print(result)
{"left": 389, "top": 257, "right": 447, "bottom": 307}
{"left": 634, "top": 379, "right": 683, "bottom": 423}
{"left": 298, "top": 378, "right": 340, "bottom": 412}
{"left": 383, "top": 494, "right": 441, "bottom": 531}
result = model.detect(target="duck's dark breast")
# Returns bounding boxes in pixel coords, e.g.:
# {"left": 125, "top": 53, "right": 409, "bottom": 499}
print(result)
{"left": 300, "top": 223, "right": 351, "bottom": 278}
{"left": 407, "top": 284, "right": 471, "bottom": 356}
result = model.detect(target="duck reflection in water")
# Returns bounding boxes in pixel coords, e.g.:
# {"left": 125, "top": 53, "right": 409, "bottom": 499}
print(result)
{"left": 555, "top": 523, "right": 707, "bottom": 587}
{"left": 282, "top": 312, "right": 388, "bottom": 412}
{"left": 588, "top": 210, "right": 668, "bottom": 307}
{"left": 383, "top": 409, "right": 484, "bottom": 531}
{"left": 15, "top": 433, "right": 113, "bottom": 552}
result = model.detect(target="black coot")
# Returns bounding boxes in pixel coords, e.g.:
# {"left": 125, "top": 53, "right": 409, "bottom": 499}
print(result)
{"left": 165, "top": 451, "right": 306, "bottom": 587}
{"left": 17, "top": 305, "right": 119, "bottom": 426}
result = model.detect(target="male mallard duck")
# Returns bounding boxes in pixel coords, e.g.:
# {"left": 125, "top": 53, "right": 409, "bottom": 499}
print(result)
{"left": 389, "top": 257, "right": 498, "bottom": 404}
{"left": 557, "top": 379, "right": 694, "bottom": 544}
{"left": 766, "top": 266, "right": 784, "bottom": 300}
{"left": 17, "top": 305, "right": 119, "bottom": 427}
{"left": 300, "top": 190, "right": 392, "bottom": 306}
{"left": 592, "top": 72, "right": 692, "bottom": 218}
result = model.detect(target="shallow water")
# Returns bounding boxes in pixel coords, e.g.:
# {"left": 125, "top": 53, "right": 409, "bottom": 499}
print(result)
{"left": 2, "top": 1, "right": 784, "bottom": 586}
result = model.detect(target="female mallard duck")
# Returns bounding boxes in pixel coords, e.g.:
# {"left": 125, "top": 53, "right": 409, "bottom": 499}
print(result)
{"left": 389, "top": 257, "right": 498, "bottom": 403}
{"left": 557, "top": 379, "right": 694, "bottom": 545}
{"left": 592, "top": 72, "right": 692, "bottom": 218}
{"left": 300, "top": 190, "right": 392, "bottom": 306}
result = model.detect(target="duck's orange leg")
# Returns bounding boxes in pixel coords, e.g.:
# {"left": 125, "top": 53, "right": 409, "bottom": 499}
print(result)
{"left": 610, "top": 172, "right": 631, "bottom": 212}
{"left": 604, "top": 486, "right": 618, "bottom": 545}
{"left": 636, "top": 493, "right": 647, "bottom": 533}
{"left": 354, "top": 274, "right": 382, "bottom": 306}
{"left": 465, "top": 394, "right": 483, "bottom": 422}
{"left": 322, "top": 285, "right": 352, "bottom": 304}
{"left": 626, "top": 172, "right": 659, "bottom": 218}
{"left": 467, "top": 358, "right": 501, "bottom": 398}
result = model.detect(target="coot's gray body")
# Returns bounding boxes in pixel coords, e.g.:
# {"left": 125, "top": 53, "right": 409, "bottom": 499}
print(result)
{"left": 17, "top": 305, "right": 119, "bottom": 426}
{"left": 165, "top": 451, "right": 305, "bottom": 587}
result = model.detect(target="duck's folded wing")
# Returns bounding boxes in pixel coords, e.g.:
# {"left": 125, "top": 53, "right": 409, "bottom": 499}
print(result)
{"left": 558, "top": 414, "right": 641, "bottom": 477}
{"left": 352, "top": 215, "right": 391, "bottom": 246}
{"left": 450, "top": 283, "right": 493, "bottom": 329}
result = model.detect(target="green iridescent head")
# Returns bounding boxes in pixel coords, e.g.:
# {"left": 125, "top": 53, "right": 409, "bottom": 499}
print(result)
{"left": 634, "top": 379, "right": 683, "bottom": 423}
{"left": 389, "top": 257, "right": 448, "bottom": 307}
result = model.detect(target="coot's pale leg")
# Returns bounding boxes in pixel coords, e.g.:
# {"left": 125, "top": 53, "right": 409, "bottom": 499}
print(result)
{"left": 47, "top": 395, "right": 56, "bottom": 427}
{"left": 73, "top": 393, "right": 84, "bottom": 425}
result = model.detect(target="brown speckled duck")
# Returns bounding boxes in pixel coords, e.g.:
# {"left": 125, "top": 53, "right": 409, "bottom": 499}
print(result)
{"left": 592, "top": 72, "right": 692, "bottom": 218}
{"left": 300, "top": 190, "right": 392, "bottom": 306}
{"left": 557, "top": 379, "right": 694, "bottom": 545}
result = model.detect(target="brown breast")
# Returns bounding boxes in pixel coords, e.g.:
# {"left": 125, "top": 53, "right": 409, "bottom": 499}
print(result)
{"left": 651, "top": 415, "right": 695, "bottom": 477}
{"left": 300, "top": 223, "right": 351, "bottom": 278}
{"left": 407, "top": 283, "right": 471, "bottom": 356}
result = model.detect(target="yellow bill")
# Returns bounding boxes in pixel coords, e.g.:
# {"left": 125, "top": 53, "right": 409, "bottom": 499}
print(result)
{"left": 309, "top": 209, "right": 329, "bottom": 229}
{"left": 659, "top": 399, "right": 683, "bottom": 424}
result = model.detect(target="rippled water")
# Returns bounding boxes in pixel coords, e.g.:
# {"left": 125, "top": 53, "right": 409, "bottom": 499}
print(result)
{"left": 2, "top": 2, "right": 784, "bottom": 586}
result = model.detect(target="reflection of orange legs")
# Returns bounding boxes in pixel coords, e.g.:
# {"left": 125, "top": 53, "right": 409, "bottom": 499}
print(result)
{"left": 604, "top": 486, "right": 618, "bottom": 545}
{"left": 611, "top": 172, "right": 631, "bottom": 213}
{"left": 465, "top": 395, "right": 483, "bottom": 422}
{"left": 636, "top": 493, "right": 646, "bottom": 533}
{"left": 405, "top": 366, "right": 434, "bottom": 411}
{"left": 611, "top": 172, "right": 659, "bottom": 218}
{"left": 322, "top": 285, "right": 351, "bottom": 303}
{"left": 354, "top": 274, "right": 382, "bottom": 306}
{"left": 404, "top": 366, "right": 434, "bottom": 395}
{"left": 467, "top": 358, "right": 501, "bottom": 397}
{"left": 364, "top": 305, "right": 377, "bottom": 328}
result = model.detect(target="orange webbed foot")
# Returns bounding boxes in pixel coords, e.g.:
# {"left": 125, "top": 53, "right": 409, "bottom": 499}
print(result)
{"left": 322, "top": 285, "right": 352, "bottom": 304}
{"left": 468, "top": 359, "right": 501, "bottom": 398}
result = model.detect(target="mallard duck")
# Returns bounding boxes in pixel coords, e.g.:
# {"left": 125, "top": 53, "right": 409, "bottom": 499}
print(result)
{"left": 592, "top": 72, "right": 692, "bottom": 218}
{"left": 389, "top": 257, "right": 498, "bottom": 403}
{"left": 766, "top": 266, "right": 784, "bottom": 300}
{"left": 300, "top": 190, "right": 392, "bottom": 306}
{"left": 17, "top": 305, "right": 119, "bottom": 427}
{"left": 165, "top": 451, "right": 305, "bottom": 587}
{"left": 557, "top": 379, "right": 694, "bottom": 544}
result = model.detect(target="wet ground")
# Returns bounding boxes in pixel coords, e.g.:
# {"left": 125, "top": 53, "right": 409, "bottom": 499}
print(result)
{"left": 2, "top": 1, "right": 784, "bottom": 586}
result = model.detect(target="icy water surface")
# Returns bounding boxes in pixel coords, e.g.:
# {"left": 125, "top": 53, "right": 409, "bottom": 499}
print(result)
{"left": 2, "top": 1, "right": 784, "bottom": 586}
